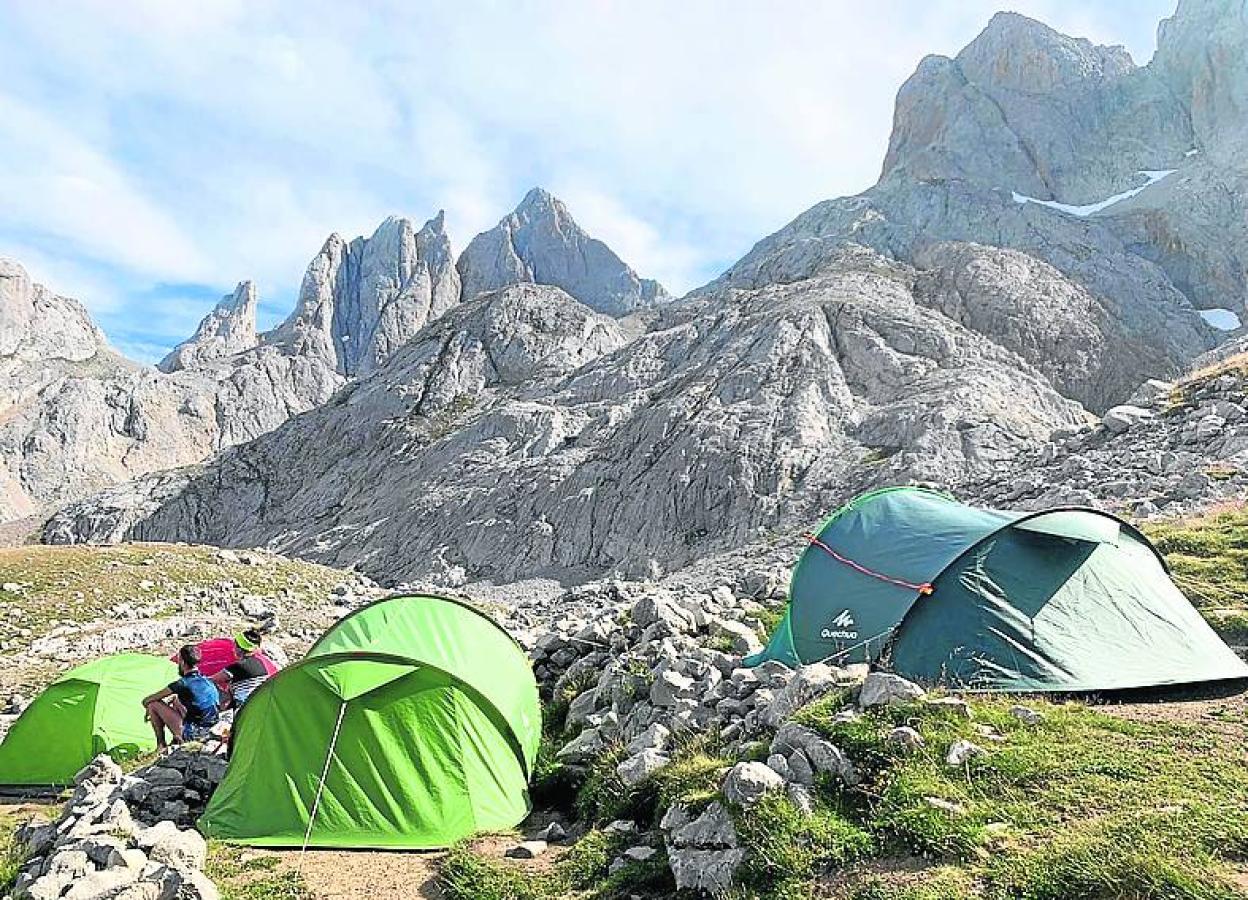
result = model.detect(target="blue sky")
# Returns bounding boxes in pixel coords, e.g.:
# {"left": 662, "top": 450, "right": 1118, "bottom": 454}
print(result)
{"left": 0, "top": 0, "right": 1177, "bottom": 362}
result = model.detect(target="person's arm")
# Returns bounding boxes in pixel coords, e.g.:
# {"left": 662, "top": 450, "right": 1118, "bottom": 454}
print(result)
{"left": 212, "top": 669, "right": 234, "bottom": 689}
{"left": 142, "top": 683, "right": 178, "bottom": 707}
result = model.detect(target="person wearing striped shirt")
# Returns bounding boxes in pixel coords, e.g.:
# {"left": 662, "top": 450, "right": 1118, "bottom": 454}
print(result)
{"left": 214, "top": 629, "right": 271, "bottom": 709}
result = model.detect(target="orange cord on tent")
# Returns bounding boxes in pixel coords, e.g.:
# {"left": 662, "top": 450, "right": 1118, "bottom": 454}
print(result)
{"left": 804, "top": 533, "right": 934, "bottom": 595}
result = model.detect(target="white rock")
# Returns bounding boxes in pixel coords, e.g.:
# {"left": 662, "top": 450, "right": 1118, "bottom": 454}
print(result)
{"left": 721, "top": 761, "right": 785, "bottom": 808}
{"left": 945, "top": 739, "right": 986, "bottom": 767}
{"left": 505, "top": 840, "right": 548, "bottom": 859}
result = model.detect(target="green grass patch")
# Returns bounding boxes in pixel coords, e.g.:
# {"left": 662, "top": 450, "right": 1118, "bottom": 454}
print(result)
{"left": 1144, "top": 505, "right": 1248, "bottom": 641}
{"left": 438, "top": 843, "right": 557, "bottom": 900}
{"left": 437, "top": 829, "right": 673, "bottom": 900}
{"left": 0, "top": 809, "right": 24, "bottom": 896}
{"left": 791, "top": 695, "right": 1248, "bottom": 899}
{"left": 205, "top": 843, "right": 315, "bottom": 900}
{"left": 734, "top": 792, "right": 874, "bottom": 898}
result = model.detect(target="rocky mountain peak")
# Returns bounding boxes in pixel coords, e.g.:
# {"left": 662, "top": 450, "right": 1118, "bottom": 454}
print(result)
{"left": 0, "top": 258, "right": 111, "bottom": 364}
{"left": 157, "top": 281, "right": 258, "bottom": 373}
{"left": 957, "top": 12, "right": 1135, "bottom": 92}
{"left": 270, "top": 210, "right": 461, "bottom": 377}
{"left": 457, "top": 187, "right": 669, "bottom": 317}
{"left": 882, "top": 9, "right": 1194, "bottom": 202}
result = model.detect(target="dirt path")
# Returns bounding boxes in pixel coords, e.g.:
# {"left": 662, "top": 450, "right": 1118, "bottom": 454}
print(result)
{"left": 1087, "top": 681, "right": 1248, "bottom": 741}
{"left": 256, "top": 831, "right": 565, "bottom": 900}
{"left": 265, "top": 848, "right": 446, "bottom": 900}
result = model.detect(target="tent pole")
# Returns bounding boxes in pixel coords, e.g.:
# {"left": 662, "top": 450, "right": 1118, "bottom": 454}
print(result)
{"left": 298, "top": 699, "right": 348, "bottom": 868}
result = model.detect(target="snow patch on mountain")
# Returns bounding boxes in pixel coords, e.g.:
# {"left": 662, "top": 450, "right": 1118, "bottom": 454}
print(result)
{"left": 1200, "top": 308, "right": 1242, "bottom": 331}
{"left": 1011, "top": 170, "right": 1177, "bottom": 218}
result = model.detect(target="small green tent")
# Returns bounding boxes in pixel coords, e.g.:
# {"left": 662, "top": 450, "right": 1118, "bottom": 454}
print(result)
{"left": 200, "top": 594, "right": 541, "bottom": 850}
{"left": 0, "top": 653, "right": 175, "bottom": 786}
{"left": 749, "top": 487, "right": 1248, "bottom": 691}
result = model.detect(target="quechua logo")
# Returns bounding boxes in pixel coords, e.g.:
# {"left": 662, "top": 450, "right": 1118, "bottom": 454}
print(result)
{"left": 821, "top": 609, "right": 858, "bottom": 640}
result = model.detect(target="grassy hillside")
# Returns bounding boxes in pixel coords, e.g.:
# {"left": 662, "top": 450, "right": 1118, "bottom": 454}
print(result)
{"left": 1145, "top": 505, "right": 1248, "bottom": 644}
{"left": 0, "top": 542, "right": 349, "bottom": 641}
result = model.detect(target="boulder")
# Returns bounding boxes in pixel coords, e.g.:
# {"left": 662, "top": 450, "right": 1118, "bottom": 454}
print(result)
{"left": 62, "top": 867, "right": 140, "bottom": 900}
{"left": 886, "top": 726, "right": 925, "bottom": 751}
{"left": 1009, "top": 704, "right": 1044, "bottom": 725}
{"left": 709, "top": 619, "right": 763, "bottom": 655}
{"left": 142, "top": 864, "right": 220, "bottom": 900}
{"left": 858, "top": 672, "right": 925, "bottom": 708}
{"left": 74, "top": 754, "right": 124, "bottom": 787}
{"left": 924, "top": 696, "right": 972, "bottom": 719}
{"left": 650, "top": 669, "right": 697, "bottom": 707}
{"left": 771, "top": 723, "right": 858, "bottom": 785}
{"left": 721, "top": 762, "right": 785, "bottom": 808}
{"left": 761, "top": 662, "right": 857, "bottom": 727}
{"left": 616, "top": 749, "right": 672, "bottom": 788}
{"left": 139, "top": 823, "right": 207, "bottom": 871}
{"left": 630, "top": 595, "right": 698, "bottom": 634}
{"left": 1102, "top": 405, "right": 1153, "bottom": 434}
{"left": 663, "top": 802, "right": 743, "bottom": 897}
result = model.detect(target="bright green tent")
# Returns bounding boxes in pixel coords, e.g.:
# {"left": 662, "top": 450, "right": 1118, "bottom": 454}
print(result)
{"left": 200, "top": 594, "right": 541, "bottom": 849}
{"left": 749, "top": 487, "right": 1248, "bottom": 691}
{"left": 0, "top": 653, "right": 175, "bottom": 786}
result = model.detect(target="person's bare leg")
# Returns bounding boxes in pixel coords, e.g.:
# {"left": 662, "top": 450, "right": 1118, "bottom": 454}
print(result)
{"left": 146, "top": 700, "right": 183, "bottom": 749}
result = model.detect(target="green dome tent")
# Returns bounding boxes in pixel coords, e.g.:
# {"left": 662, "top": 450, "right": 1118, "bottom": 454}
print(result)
{"left": 0, "top": 653, "right": 176, "bottom": 787}
{"left": 200, "top": 594, "right": 541, "bottom": 850}
{"left": 749, "top": 487, "right": 1248, "bottom": 691}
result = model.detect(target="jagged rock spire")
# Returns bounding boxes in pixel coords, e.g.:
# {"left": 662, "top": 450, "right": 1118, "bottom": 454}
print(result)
{"left": 158, "top": 281, "right": 259, "bottom": 373}
{"left": 271, "top": 211, "right": 462, "bottom": 377}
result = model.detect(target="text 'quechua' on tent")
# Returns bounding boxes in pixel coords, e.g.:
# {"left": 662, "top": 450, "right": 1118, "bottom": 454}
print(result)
{"left": 748, "top": 487, "right": 1248, "bottom": 691}
{"left": 200, "top": 594, "right": 541, "bottom": 849}
{"left": 0, "top": 654, "right": 176, "bottom": 787}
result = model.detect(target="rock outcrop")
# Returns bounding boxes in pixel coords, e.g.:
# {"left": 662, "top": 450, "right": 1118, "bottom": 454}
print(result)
{"left": 458, "top": 188, "right": 669, "bottom": 316}
{"left": 158, "top": 282, "right": 258, "bottom": 373}
{"left": 0, "top": 186, "right": 679, "bottom": 526}
{"left": 0, "top": 260, "right": 347, "bottom": 522}
{"left": 0, "top": 215, "right": 461, "bottom": 521}
{"left": 10, "top": 752, "right": 224, "bottom": 900}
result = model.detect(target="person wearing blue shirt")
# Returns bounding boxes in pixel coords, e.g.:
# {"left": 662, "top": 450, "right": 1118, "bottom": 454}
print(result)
{"left": 142, "top": 644, "right": 221, "bottom": 752}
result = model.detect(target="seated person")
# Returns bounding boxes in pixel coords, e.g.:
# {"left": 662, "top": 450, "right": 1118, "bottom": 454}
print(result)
{"left": 213, "top": 629, "right": 271, "bottom": 709}
{"left": 143, "top": 644, "right": 220, "bottom": 751}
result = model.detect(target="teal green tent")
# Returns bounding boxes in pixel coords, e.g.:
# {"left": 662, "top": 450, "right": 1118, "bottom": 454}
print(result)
{"left": 749, "top": 487, "right": 1248, "bottom": 691}
{"left": 0, "top": 654, "right": 176, "bottom": 786}
{"left": 200, "top": 594, "right": 541, "bottom": 849}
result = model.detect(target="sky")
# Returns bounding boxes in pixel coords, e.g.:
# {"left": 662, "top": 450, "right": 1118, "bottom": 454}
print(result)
{"left": 0, "top": 1, "right": 1177, "bottom": 362}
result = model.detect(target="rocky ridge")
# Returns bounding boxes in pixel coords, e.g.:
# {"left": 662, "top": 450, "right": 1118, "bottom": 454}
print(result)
{"left": 157, "top": 282, "right": 258, "bottom": 374}
{"left": 711, "top": 0, "right": 1248, "bottom": 405}
{"left": 45, "top": 251, "right": 1088, "bottom": 584}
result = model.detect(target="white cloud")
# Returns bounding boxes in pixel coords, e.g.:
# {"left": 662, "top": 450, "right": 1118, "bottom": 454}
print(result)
{"left": 0, "top": 93, "right": 209, "bottom": 282}
{"left": 0, "top": 0, "right": 1179, "bottom": 356}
